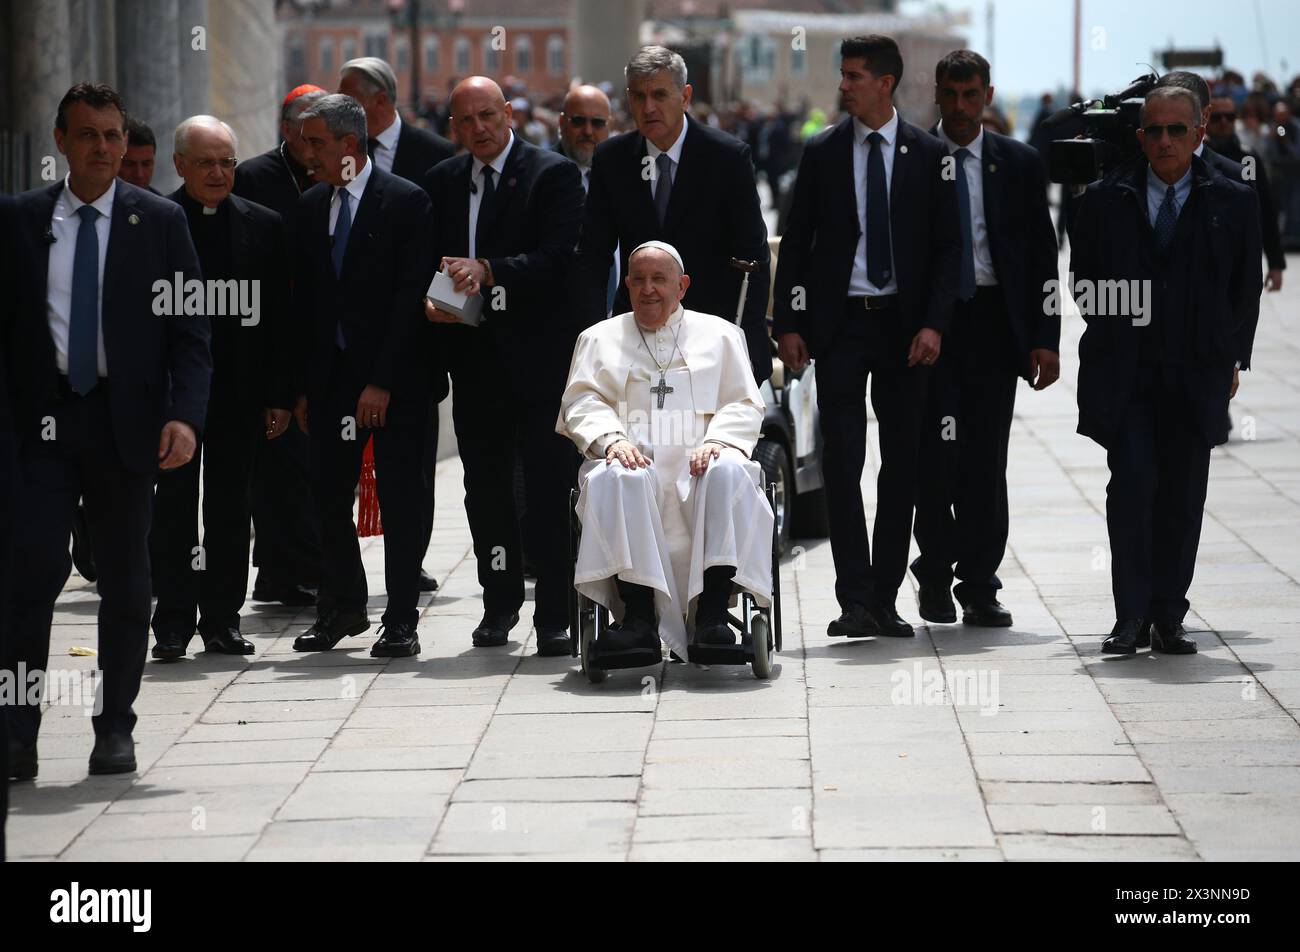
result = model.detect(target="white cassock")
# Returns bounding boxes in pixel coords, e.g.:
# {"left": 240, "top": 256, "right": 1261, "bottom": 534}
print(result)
{"left": 556, "top": 306, "right": 774, "bottom": 659}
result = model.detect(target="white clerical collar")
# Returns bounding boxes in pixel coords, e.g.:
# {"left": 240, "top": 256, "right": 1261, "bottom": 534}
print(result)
{"left": 646, "top": 118, "right": 688, "bottom": 166}
{"left": 60, "top": 173, "right": 116, "bottom": 220}
{"left": 853, "top": 107, "right": 899, "bottom": 147}
{"left": 937, "top": 120, "right": 983, "bottom": 159}
{"left": 634, "top": 306, "right": 685, "bottom": 333}
{"left": 338, "top": 155, "right": 372, "bottom": 204}
{"left": 374, "top": 111, "right": 402, "bottom": 154}
{"left": 473, "top": 130, "right": 515, "bottom": 181}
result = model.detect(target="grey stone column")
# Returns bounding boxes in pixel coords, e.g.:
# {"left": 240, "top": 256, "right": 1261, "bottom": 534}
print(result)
{"left": 8, "top": 0, "right": 72, "bottom": 189}
{"left": 570, "top": 0, "right": 645, "bottom": 91}
{"left": 208, "top": 0, "right": 277, "bottom": 165}
{"left": 177, "top": 0, "right": 210, "bottom": 124}
{"left": 116, "top": 0, "right": 183, "bottom": 192}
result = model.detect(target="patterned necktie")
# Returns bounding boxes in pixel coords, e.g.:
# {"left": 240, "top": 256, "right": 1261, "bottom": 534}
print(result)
{"left": 332, "top": 188, "right": 352, "bottom": 348}
{"left": 953, "top": 147, "right": 976, "bottom": 301}
{"left": 1153, "top": 184, "right": 1178, "bottom": 250}
{"left": 68, "top": 204, "right": 101, "bottom": 395}
{"left": 865, "top": 131, "right": 892, "bottom": 289}
{"left": 653, "top": 152, "right": 673, "bottom": 226}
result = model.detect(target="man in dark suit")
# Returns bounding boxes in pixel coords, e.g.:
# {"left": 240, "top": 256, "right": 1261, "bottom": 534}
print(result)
{"left": 149, "top": 115, "right": 292, "bottom": 660}
{"left": 911, "top": 51, "right": 1061, "bottom": 629}
{"left": 340, "top": 56, "right": 456, "bottom": 597}
{"left": 423, "top": 77, "right": 584, "bottom": 656}
{"left": 119, "top": 117, "right": 158, "bottom": 193}
{"left": 1072, "top": 86, "right": 1261, "bottom": 655}
{"left": 233, "top": 85, "right": 326, "bottom": 608}
{"left": 290, "top": 94, "right": 436, "bottom": 658}
{"left": 579, "top": 45, "right": 772, "bottom": 383}
{"left": 773, "top": 35, "right": 960, "bottom": 638}
{"left": 4, "top": 83, "right": 211, "bottom": 778}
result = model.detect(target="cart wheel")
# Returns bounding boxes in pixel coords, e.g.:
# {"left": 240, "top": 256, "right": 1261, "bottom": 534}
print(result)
{"left": 750, "top": 613, "right": 773, "bottom": 680}
{"left": 580, "top": 608, "right": 607, "bottom": 683}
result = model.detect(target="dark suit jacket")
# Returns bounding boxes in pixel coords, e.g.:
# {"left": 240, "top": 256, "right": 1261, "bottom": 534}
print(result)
{"left": 293, "top": 166, "right": 437, "bottom": 406}
{"left": 391, "top": 120, "right": 457, "bottom": 185}
{"left": 1071, "top": 156, "right": 1262, "bottom": 448}
{"left": 772, "top": 115, "right": 961, "bottom": 357}
{"left": 424, "top": 136, "right": 584, "bottom": 399}
{"left": 167, "top": 188, "right": 292, "bottom": 409}
{"left": 233, "top": 144, "right": 314, "bottom": 245}
{"left": 11, "top": 180, "right": 211, "bottom": 475}
{"left": 1203, "top": 142, "right": 1286, "bottom": 273}
{"left": 579, "top": 117, "right": 773, "bottom": 383}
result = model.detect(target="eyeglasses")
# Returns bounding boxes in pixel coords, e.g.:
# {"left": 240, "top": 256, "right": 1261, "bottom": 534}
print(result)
{"left": 1141, "top": 123, "right": 1192, "bottom": 140}
{"left": 1209, "top": 111, "right": 1237, "bottom": 123}
{"left": 189, "top": 157, "right": 238, "bottom": 171}
{"left": 566, "top": 115, "right": 608, "bottom": 129}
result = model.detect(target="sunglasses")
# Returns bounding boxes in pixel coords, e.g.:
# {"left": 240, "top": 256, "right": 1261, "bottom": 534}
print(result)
{"left": 1141, "top": 123, "right": 1193, "bottom": 139}
{"left": 1209, "top": 111, "right": 1237, "bottom": 123}
{"left": 567, "top": 115, "right": 608, "bottom": 129}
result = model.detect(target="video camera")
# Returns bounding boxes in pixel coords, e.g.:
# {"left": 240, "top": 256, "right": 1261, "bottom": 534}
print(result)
{"left": 1044, "top": 71, "right": 1159, "bottom": 185}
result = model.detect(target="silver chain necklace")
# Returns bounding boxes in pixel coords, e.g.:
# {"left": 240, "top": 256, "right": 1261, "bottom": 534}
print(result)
{"left": 635, "top": 318, "right": 683, "bottom": 409}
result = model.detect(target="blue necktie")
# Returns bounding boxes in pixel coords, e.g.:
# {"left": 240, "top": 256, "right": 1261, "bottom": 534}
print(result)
{"left": 953, "top": 147, "right": 977, "bottom": 301}
{"left": 1153, "top": 184, "right": 1178, "bottom": 250}
{"left": 68, "top": 204, "right": 101, "bottom": 395}
{"left": 865, "top": 131, "right": 892, "bottom": 289}
{"left": 332, "top": 188, "right": 351, "bottom": 348}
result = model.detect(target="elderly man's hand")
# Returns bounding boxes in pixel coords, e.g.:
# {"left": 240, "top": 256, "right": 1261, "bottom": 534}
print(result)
{"left": 264, "top": 407, "right": 291, "bottom": 440}
{"left": 907, "top": 328, "right": 942, "bottom": 367}
{"left": 158, "top": 420, "right": 197, "bottom": 470}
{"left": 606, "top": 439, "right": 650, "bottom": 469}
{"left": 777, "top": 332, "right": 809, "bottom": 372}
{"left": 356, "top": 385, "right": 391, "bottom": 429}
{"left": 442, "top": 256, "right": 486, "bottom": 295}
{"left": 1266, "top": 268, "right": 1283, "bottom": 292}
{"left": 424, "top": 298, "right": 460, "bottom": 324}
{"left": 1029, "top": 349, "right": 1060, "bottom": 391}
{"left": 689, "top": 442, "right": 724, "bottom": 477}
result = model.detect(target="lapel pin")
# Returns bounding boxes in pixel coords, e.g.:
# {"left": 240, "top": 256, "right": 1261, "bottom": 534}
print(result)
{"left": 989, "top": 163, "right": 998, "bottom": 173}
{"left": 128, "top": 213, "right": 140, "bottom": 224}
{"left": 507, "top": 177, "right": 516, "bottom": 187}
{"left": 899, "top": 145, "right": 908, "bottom": 154}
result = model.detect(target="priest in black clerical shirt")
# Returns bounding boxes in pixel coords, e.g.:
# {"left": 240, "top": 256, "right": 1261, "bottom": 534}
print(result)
{"left": 150, "top": 115, "right": 292, "bottom": 661}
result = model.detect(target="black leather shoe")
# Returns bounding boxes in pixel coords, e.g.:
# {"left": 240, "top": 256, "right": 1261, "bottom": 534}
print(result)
{"left": 200, "top": 626, "right": 256, "bottom": 655}
{"left": 472, "top": 611, "right": 520, "bottom": 647}
{"left": 535, "top": 625, "right": 571, "bottom": 657}
{"left": 71, "top": 502, "right": 97, "bottom": 582}
{"left": 151, "top": 630, "right": 193, "bottom": 661}
{"left": 598, "top": 617, "right": 660, "bottom": 654}
{"left": 962, "top": 598, "right": 1013, "bottom": 628}
{"left": 918, "top": 583, "right": 957, "bottom": 624}
{"left": 371, "top": 621, "right": 421, "bottom": 657}
{"left": 293, "top": 610, "right": 370, "bottom": 651}
{"left": 867, "top": 603, "right": 915, "bottom": 637}
{"left": 695, "top": 621, "right": 736, "bottom": 646}
{"left": 1101, "top": 618, "right": 1150, "bottom": 655}
{"left": 88, "top": 732, "right": 136, "bottom": 775}
{"left": 8, "top": 740, "right": 37, "bottom": 781}
{"left": 1150, "top": 619, "right": 1197, "bottom": 654}
{"left": 251, "top": 582, "right": 316, "bottom": 606}
{"left": 418, "top": 570, "right": 439, "bottom": 593}
{"left": 828, "top": 604, "right": 878, "bottom": 638}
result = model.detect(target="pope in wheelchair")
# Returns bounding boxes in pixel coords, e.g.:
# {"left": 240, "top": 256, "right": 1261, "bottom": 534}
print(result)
{"left": 556, "top": 241, "right": 775, "bottom": 668}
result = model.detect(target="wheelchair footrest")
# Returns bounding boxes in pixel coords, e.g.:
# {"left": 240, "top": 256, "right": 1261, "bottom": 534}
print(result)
{"left": 591, "top": 646, "right": 663, "bottom": 670}
{"left": 686, "top": 643, "right": 752, "bottom": 666}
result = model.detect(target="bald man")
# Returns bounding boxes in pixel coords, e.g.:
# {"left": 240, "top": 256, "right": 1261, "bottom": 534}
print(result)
{"left": 423, "top": 77, "right": 584, "bottom": 656}
{"left": 556, "top": 85, "right": 612, "bottom": 182}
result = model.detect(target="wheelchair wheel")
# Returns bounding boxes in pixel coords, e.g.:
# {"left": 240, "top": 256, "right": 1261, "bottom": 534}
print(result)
{"left": 580, "top": 605, "right": 607, "bottom": 684}
{"left": 750, "top": 612, "right": 773, "bottom": 680}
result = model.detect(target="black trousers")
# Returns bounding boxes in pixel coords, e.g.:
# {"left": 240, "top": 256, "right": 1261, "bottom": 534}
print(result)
{"left": 250, "top": 419, "right": 320, "bottom": 589}
{"left": 0, "top": 424, "right": 16, "bottom": 856}
{"left": 912, "top": 286, "right": 1020, "bottom": 603}
{"left": 444, "top": 325, "right": 578, "bottom": 628}
{"left": 816, "top": 302, "right": 931, "bottom": 610}
{"left": 1106, "top": 368, "right": 1212, "bottom": 623}
{"left": 150, "top": 390, "right": 261, "bottom": 636}
{"left": 417, "top": 396, "right": 440, "bottom": 566}
{"left": 2, "top": 384, "right": 153, "bottom": 745}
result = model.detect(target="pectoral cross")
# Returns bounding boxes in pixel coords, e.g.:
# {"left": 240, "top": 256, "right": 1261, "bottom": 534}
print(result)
{"left": 650, "top": 373, "right": 674, "bottom": 409}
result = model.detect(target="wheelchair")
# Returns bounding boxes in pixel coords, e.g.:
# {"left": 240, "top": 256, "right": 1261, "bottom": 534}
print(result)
{"left": 566, "top": 483, "right": 783, "bottom": 682}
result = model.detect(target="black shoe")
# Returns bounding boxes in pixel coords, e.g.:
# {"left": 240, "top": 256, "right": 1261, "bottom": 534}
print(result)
{"left": 1101, "top": 618, "right": 1150, "bottom": 655}
{"left": 70, "top": 503, "right": 97, "bottom": 582}
{"left": 251, "top": 582, "right": 317, "bottom": 606}
{"left": 598, "top": 617, "right": 660, "bottom": 654}
{"left": 371, "top": 621, "right": 421, "bottom": 657}
{"left": 535, "top": 624, "right": 571, "bottom": 657}
{"left": 8, "top": 740, "right": 37, "bottom": 781}
{"left": 472, "top": 611, "right": 520, "bottom": 647}
{"left": 867, "top": 603, "right": 915, "bottom": 638}
{"left": 293, "top": 609, "right": 369, "bottom": 651}
{"left": 88, "top": 732, "right": 136, "bottom": 775}
{"left": 828, "top": 604, "right": 878, "bottom": 638}
{"left": 695, "top": 621, "right": 736, "bottom": 646}
{"left": 151, "top": 630, "right": 193, "bottom": 661}
{"left": 1149, "top": 619, "right": 1197, "bottom": 654}
{"left": 200, "top": 626, "right": 256, "bottom": 655}
{"left": 918, "top": 583, "right": 957, "bottom": 624}
{"left": 962, "top": 598, "right": 1013, "bottom": 628}
{"left": 418, "top": 570, "right": 439, "bottom": 593}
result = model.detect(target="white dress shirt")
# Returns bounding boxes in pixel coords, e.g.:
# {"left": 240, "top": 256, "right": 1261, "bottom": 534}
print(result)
{"left": 646, "top": 118, "right": 688, "bottom": 201}
{"left": 469, "top": 130, "right": 514, "bottom": 259}
{"left": 370, "top": 112, "right": 401, "bottom": 174}
{"left": 329, "top": 154, "right": 373, "bottom": 235}
{"left": 936, "top": 121, "right": 998, "bottom": 287}
{"left": 47, "top": 174, "right": 113, "bottom": 376}
{"left": 848, "top": 109, "right": 900, "bottom": 297}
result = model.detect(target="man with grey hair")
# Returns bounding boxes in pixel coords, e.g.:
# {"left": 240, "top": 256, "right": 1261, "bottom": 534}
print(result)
{"left": 579, "top": 45, "right": 773, "bottom": 384}
{"left": 150, "top": 114, "right": 292, "bottom": 661}
{"left": 339, "top": 56, "right": 455, "bottom": 183}
{"left": 1072, "top": 84, "right": 1261, "bottom": 656}
{"left": 290, "top": 93, "right": 438, "bottom": 659}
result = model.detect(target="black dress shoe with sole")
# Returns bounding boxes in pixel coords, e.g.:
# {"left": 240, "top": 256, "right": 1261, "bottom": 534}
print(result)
{"left": 695, "top": 621, "right": 736, "bottom": 646}
{"left": 251, "top": 583, "right": 316, "bottom": 606}
{"left": 200, "top": 627, "right": 256, "bottom": 655}
{"left": 152, "top": 630, "right": 194, "bottom": 661}
{"left": 867, "top": 604, "right": 915, "bottom": 638}
{"left": 962, "top": 599, "right": 1013, "bottom": 628}
{"left": 596, "top": 617, "right": 660, "bottom": 659}
{"left": 535, "top": 625, "right": 571, "bottom": 657}
{"left": 828, "top": 604, "right": 877, "bottom": 638}
{"left": 1101, "top": 618, "right": 1150, "bottom": 654}
{"left": 418, "top": 570, "right": 439, "bottom": 593}
{"left": 88, "top": 732, "right": 136, "bottom": 775}
{"left": 293, "top": 610, "right": 370, "bottom": 651}
{"left": 918, "top": 584, "right": 957, "bottom": 624}
{"left": 371, "top": 621, "right": 421, "bottom": 657}
{"left": 472, "top": 611, "right": 520, "bottom": 647}
{"left": 1150, "top": 619, "right": 1197, "bottom": 654}
{"left": 8, "top": 741, "right": 37, "bottom": 781}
